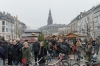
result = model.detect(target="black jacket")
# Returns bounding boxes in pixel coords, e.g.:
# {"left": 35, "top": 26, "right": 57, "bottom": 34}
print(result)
{"left": 0, "top": 46, "right": 7, "bottom": 59}
{"left": 8, "top": 44, "right": 13, "bottom": 56}
{"left": 32, "top": 42, "right": 40, "bottom": 52}
{"left": 57, "top": 42, "right": 68, "bottom": 53}
{"left": 12, "top": 44, "right": 22, "bottom": 61}
{"left": 63, "top": 42, "right": 70, "bottom": 51}
{"left": 48, "top": 44, "right": 53, "bottom": 53}
{"left": 1, "top": 41, "right": 8, "bottom": 58}
{"left": 17, "top": 41, "right": 23, "bottom": 48}
{"left": 38, "top": 46, "right": 47, "bottom": 64}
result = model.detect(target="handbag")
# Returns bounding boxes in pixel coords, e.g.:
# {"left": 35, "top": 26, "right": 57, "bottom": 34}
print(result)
{"left": 22, "top": 58, "right": 26, "bottom": 63}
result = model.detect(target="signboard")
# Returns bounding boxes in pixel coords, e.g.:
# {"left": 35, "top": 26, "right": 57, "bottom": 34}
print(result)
{"left": 20, "top": 37, "right": 36, "bottom": 43}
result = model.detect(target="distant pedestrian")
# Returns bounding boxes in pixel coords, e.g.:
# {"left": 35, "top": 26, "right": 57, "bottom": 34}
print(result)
{"left": 22, "top": 42, "right": 31, "bottom": 66}
{"left": 85, "top": 43, "right": 94, "bottom": 61}
{"left": 95, "top": 38, "right": 99, "bottom": 55}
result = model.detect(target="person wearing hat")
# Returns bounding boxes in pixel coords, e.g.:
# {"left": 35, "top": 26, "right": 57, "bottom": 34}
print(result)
{"left": 85, "top": 43, "right": 94, "bottom": 61}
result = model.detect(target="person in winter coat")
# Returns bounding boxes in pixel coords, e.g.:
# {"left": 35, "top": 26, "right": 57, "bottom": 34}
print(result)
{"left": 1, "top": 39, "right": 8, "bottom": 65}
{"left": 12, "top": 39, "right": 22, "bottom": 66}
{"left": 76, "top": 39, "right": 82, "bottom": 58}
{"left": 0, "top": 40, "right": 7, "bottom": 66}
{"left": 65, "top": 39, "right": 71, "bottom": 55}
{"left": 47, "top": 41, "right": 53, "bottom": 56}
{"left": 22, "top": 42, "right": 31, "bottom": 66}
{"left": 8, "top": 40, "right": 13, "bottom": 65}
{"left": 38, "top": 41, "right": 47, "bottom": 66}
{"left": 32, "top": 38, "right": 40, "bottom": 65}
{"left": 95, "top": 38, "right": 99, "bottom": 55}
{"left": 16, "top": 38, "right": 23, "bottom": 63}
{"left": 85, "top": 43, "right": 94, "bottom": 61}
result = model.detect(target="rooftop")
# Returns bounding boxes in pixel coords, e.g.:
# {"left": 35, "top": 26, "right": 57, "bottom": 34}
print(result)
{"left": 0, "top": 11, "right": 25, "bottom": 25}
{"left": 24, "top": 29, "right": 41, "bottom": 33}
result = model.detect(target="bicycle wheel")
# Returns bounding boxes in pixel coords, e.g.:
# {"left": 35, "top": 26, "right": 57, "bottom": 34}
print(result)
{"left": 62, "top": 60, "right": 69, "bottom": 66}
{"left": 72, "top": 63, "right": 80, "bottom": 66}
{"left": 30, "top": 53, "right": 34, "bottom": 62}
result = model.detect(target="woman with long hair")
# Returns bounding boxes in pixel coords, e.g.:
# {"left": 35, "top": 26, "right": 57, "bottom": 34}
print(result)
{"left": 38, "top": 41, "right": 47, "bottom": 66}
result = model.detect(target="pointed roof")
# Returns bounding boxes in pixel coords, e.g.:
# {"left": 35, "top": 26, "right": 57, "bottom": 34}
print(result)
{"left": 66, "top": 33, "right": 78, "bottom": 38}
{"left": 47, "top": 9, "right": 53, "bottom": 25}
{"left": 49, "top": 10, "right": 51, "bottom": 15}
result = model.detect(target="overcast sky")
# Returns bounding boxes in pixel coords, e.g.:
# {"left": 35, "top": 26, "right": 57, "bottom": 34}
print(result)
{"left": 0, "top": 0, "right": 100, "bottom": 29}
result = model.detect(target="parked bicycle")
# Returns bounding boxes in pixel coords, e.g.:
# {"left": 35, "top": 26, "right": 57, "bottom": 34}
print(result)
{"left": 32, "top": 57, "right": 44, "bottom": 66}
{"left": 63, "top": 56, "right": 80, "bottom": 66}
{"left": 46, "top": 53, "right": 80, "bottom": 66}
{"left": 83, "top": 59, "right": 97, "bottom": 66}
{"left": 46, "top": 53, "right": 68, "bottom": 66}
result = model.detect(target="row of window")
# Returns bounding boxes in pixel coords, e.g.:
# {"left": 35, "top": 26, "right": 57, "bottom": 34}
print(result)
{"left": 2, "top": 26, "right": 8, "bottom": 32}
{"left": 2, "top": 26, "right": 15, "bottom": 32}
{"left": 2, "top": 21, "right": 13, "bottom": 26}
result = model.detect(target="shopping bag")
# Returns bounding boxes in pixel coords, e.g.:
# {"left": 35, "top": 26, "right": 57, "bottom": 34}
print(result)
{"left": 22, "top": 58, "right": 26, "bottom": 63}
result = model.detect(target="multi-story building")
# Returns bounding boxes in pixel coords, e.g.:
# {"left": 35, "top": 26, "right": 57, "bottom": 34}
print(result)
{"left": 0, "top": 11, "right": 26, "bottom": 40}
{"left": 39, "top": 10, "right": 67, "bottom": 36}
{"left": 70, "top": 16, "right": 79, "bottom": 33}
{"left": 68, "top": 4, "right": 100, "bottom": 39}
{"left": 92, "top": 4, "right": 100, "bottom": 40}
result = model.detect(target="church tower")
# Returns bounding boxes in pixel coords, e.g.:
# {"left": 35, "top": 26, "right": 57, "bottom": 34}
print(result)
{"left": 47, "top": 10, "right": 53, "bottom": 25}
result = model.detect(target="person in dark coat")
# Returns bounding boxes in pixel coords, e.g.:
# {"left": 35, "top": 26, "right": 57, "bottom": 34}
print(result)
{"left": 57, "top": 39, "right": 68, "bottom": 56}
{"left": 38, "top": 41, "right": 47, "bottom": 66}
{"left": 32, "top": 38, "right": 40, "bottom": 65}
{"left": 8, "top": 40, "right": 13, "bottom": 65}
{"left": 12, "top": 40, "right": 22, "bottom": 66}
{"left": 47, "top": 41, "right": 53, "bottom": 56}
{"left": 1, "top": 38, "right": 8, "bottom": 65}
{"left": 63, "top": 39, "right": 70, "bottom": 54}
{"left": 16, "top": 38, "right": 23, "bottom": 64}
{"left": 0, "top": 45, "right": 7, "bottom": 66}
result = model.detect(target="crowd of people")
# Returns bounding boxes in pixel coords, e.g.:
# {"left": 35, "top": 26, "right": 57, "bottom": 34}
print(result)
{"left": 0, "top": 36, "right": 100, "bottom": 66}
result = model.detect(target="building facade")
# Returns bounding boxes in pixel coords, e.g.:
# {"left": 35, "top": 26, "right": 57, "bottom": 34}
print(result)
{"left": 68, "top": 4, "right": 100, "bottom": 39}
{"left": 0, "top": 11, "right": 26, "bottom": 40}
{"left": 39, "top": 10, "right": 67, "bottom": 36}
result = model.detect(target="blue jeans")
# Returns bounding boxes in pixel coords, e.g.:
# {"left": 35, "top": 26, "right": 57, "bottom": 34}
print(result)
{"left": 13, "top": 61, "right": 19, "bottom": 66}
{"left": 0, "top": 58, "right": 3, "bottom": 66}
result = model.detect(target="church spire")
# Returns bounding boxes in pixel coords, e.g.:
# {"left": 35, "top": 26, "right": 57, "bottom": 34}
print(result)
{"left": 47, "top": 9, "right": 53, "bottom": 25}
